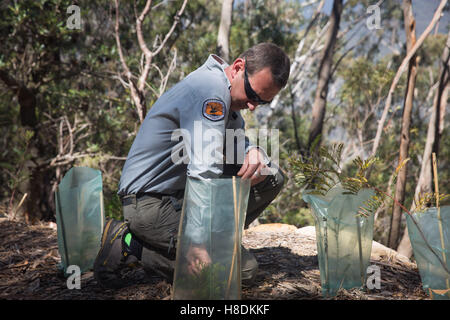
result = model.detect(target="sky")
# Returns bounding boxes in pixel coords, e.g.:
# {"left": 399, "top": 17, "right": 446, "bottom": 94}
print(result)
{"left": 320, "top": 0, "right": 449, "bottom": 35}
{"left": 312, "top": 0, "right": 449, "bottom": 58}
{"left": 233, "top": 0, "right": 449, "bottom": 35}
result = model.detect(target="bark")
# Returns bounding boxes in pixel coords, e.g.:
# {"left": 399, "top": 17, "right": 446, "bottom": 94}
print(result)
{"left": 387, "top": 0, "right": 418, "bottom": 249}
{"left": 217, "top": 0, "right": 234, "bottom": 62}
{"left": 397, "top": 29, "right": 450, "bottom": 257}
{"left": 307, "top": 0, "right": 343, "bottom": 150}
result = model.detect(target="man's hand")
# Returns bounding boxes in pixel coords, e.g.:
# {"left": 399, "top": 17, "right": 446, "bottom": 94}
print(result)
{"left": 237, "top": 147, "right": 268, "bottom": 186}
{"left": 186, "top": 244, "right": 212, "bottom": 275}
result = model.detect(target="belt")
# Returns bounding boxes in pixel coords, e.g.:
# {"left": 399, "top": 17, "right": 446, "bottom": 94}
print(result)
{"left": 121, "top": 192, "right": 164, "bottom": 206}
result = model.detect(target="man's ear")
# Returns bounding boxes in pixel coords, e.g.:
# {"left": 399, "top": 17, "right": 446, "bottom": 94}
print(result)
{"left": 231, "top": 58, "right": 245, "bottom": 79}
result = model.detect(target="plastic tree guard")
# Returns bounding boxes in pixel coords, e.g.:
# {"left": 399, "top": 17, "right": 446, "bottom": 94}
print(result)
{"left": 406, "top": 206, "right": 450, "bottom": 300}
{"left": 55, "top": 167, "right": 105, "bottom": 275}
{"left": 173, "top": 176, "right": 250, "bottom": 300}
{"left": 303, "top": 186, "right": 375, "bottom": 297}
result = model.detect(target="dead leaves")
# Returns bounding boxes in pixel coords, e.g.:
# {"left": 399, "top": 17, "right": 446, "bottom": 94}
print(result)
{"left": 0, "top": 219, "right": 430, "bottom": 300}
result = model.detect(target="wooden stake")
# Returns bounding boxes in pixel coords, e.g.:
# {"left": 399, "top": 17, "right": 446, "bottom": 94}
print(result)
{"left": 236, "top": 178, "right": 244, "bottom": 297}
{"left": 356, "top": 215, "right": 365, "bottom": 286}
{"left": 226, "top": 176, "right": 240, "bottom": 299}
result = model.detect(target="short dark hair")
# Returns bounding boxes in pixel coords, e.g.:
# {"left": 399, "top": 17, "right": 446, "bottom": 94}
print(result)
{"left": 239, "top": 43, "right": 290, "bottom": 89}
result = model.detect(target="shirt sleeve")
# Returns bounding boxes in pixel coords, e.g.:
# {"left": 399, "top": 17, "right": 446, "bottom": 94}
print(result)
{"left": 180, "top": 96, "right": 227, "bottom": 179}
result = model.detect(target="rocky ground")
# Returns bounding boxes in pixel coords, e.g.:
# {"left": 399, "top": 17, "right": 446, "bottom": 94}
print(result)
{"left": 0, "top": 218, "right": 429, "bottom": 300}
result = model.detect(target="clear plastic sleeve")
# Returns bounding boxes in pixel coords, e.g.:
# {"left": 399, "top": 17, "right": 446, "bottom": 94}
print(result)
{"left": 303, "top": 186, "right": 375, "bottom": 297}
{"left": 55, "top": 167, "right": 105, "bottom": 275}
{"left": 173, "top": 176, "right": 250, "bottom": 300}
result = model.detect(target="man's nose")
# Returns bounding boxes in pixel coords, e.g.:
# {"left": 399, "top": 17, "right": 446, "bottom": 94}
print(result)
{"left": 247, "top": 101, "right": 257, "bottom": 111}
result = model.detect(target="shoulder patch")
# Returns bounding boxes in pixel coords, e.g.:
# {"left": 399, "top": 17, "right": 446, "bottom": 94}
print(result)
{"left": 202, "top": 99, "right": 225, "bottom": 121}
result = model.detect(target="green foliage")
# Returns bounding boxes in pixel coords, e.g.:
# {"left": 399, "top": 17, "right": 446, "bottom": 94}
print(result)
{"left": 0, "top": 0, "right": 449, "bottom": 227}
{"left": 1, "top": 128, "right": 34, "bottom": 195}
{"left": 230, "top": 0, "right": 304, "bottom": 60}
{"left": 339, "top": 57, "right": 394, "bottom": 105}
{"left": 104, "top": 193, "right": 123, "bottom": 221}
{"left": 417, "top": 34, "right": 447, "bottom": 67}
{"left": 173, "top": 0, "right": 220, "bottom": 73}
{"left": 281, "top": 207, "right": 314, "bottom": 228}
{"left": 336, "top": 56, "right": 395, "bottom": 144}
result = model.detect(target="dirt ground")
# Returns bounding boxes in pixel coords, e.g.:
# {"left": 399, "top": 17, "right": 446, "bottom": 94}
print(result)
{"left": 0, "top": 218, "right": 429, "bottom": 300}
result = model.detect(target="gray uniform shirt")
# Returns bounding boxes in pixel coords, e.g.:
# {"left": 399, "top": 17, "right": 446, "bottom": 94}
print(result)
{"left": 118, "top": 55, "right": 259, "bottom": 196}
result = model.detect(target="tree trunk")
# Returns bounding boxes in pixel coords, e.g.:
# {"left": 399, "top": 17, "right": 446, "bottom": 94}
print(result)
{"left": 243, "top": 0, "right": 250, "bottom": 17}
{"left": 0, "top": 69, "right": 37, "bottom": 127}
{"left": 432, "top": 29, "right": 449, "bottom": 157}
{"left": 307, "top": 0, "right": 343, "bottom": 150}
{"left": 217, "top": 0, "right": 234, "bottom": 62}
{"left": 387, "top": 0, "right": 418, "bottom": 249}
{"left": 289, "top": 84, "right": 304, "bottom": 154}
{"left": 0, "top": 69, "right": 53, "bottom": 221}
{"left": 397, "top": 29, "right": 450, "bottom": 257}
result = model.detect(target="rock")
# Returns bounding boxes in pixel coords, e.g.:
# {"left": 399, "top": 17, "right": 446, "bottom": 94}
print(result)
{"left": 246, "top": 223, "right": 298, "bottom": 234}
{"left": 295, "top": 226, "right": 316, "bottom": 238}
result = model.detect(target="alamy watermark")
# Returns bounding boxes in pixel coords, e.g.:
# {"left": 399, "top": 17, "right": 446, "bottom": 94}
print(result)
{"left": 66, "top": 5, "right": 81, "bottom": 30}
{"left": 366, "top": 3, "right": 382, "bottom": 30}
{"left": 66, "top": 265, "right": 81, "bottom": 289}
{"left": 366, "top": 264, "right": 381, "bottom": 290}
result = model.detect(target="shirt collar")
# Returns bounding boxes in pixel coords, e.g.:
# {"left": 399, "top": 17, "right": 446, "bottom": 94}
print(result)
{"left": 205, "top": 54, "right": 231, "bottom": 90}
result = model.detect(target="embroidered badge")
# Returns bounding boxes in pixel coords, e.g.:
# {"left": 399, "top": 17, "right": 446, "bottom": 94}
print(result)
{"left": 202, "top": 99, "right": 225, "bottom": 121}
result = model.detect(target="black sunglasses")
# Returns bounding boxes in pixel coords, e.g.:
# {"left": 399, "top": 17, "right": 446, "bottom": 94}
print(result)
{"left": 244, "top": 60, "right": 272, "bottom": 105}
